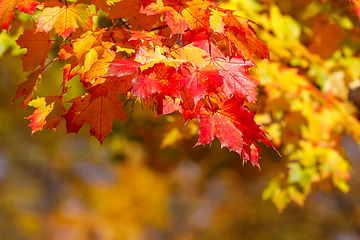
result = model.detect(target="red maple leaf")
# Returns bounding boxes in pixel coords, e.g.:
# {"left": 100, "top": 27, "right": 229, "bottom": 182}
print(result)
{"left": 152, "top": 63, "right": 181, "bottom": 97}
{"left": 206, "top": 56, "right": 259, "bottom": 103}
{"left": 179, "top": 88, "right": 202, "bottom": 121}
{"left": 107, "top": 58, "right": 142, "bottom": 77}
{"left": 180, "top": 64, "right": 222, "bottom": 103}
{"left": 131, "top": 72, "right": 160, "bottom": 99}
{"left": 184, "top": 31, "right": 224, "bottom": 58}
{"left": 131, "top": 63, "right": 181, "bottom": 99}
{"left": 156, "top": 95, "right": 181, "bottom": 116}
{"left": 195, "top": 96, "right": 272, "bottom": 167}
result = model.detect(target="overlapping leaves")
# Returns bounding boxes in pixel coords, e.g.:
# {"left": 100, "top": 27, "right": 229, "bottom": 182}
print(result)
{"left": 9, "top": 0, "right": 274, "bottom": 166}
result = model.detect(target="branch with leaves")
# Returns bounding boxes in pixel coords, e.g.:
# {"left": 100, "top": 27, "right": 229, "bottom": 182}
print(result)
{"left": 2, "top": 0, "right": 277, "bottom": 168}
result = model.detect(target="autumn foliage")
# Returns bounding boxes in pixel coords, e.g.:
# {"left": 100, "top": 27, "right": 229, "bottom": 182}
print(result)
{"left": 4, "top": 0, "right": 276, "bottom": 167}
{"left": 3, "top": 0, "right": 360, "bottom": 215}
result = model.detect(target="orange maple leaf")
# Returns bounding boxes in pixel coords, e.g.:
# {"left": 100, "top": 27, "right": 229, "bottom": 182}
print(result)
{"left": 36, "top": 3, "right": 94, "bottom": 40}
{"left": 13, "top": 69, "right": 41, "bottom": 107}
{"left": 64, "top": 92, "right": 127, "bottom": 143}
{"left": 16, "top": 25, "right": 52, "bottom": 72}
{"left": 26, "top": 87, "right": 69, "bottom": 134}
{"left": 90, "top": 75, "right": 135, "bottom": 98}
{"left": 221, "top": 14, "right": 270, "bottom": 60}
{"left": 26, "top": 97, "right": 52, "bottom": 134}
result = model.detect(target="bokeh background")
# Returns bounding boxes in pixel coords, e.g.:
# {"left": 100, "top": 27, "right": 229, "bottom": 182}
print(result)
{"left": 2, "top": 0, "right": 360, "bottom": 239}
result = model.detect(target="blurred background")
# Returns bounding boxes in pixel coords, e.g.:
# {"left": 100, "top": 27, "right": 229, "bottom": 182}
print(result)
{"left": 2, "top": 0, "right": 360, "bottom": 239}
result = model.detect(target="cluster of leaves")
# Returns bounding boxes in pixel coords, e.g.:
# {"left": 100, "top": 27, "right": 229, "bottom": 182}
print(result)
{"left": 2, "top": 0, "right": 277, "bottom": 167}
{"left": 4, "top": 0, "right": 360, "bottom": 213}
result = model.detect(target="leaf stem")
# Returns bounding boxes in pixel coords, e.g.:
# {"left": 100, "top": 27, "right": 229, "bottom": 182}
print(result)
{"left": 42, "top": 57, "right": 59, "bottom": 72}
{"left": 50, "top": 39, "right": 63, "bottom": 44}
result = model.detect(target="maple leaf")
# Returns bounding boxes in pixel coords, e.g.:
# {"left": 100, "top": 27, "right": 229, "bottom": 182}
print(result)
{"left": 207, "top": 57, "right": 259, "bottom": 103}
{"left": 140, "top": 1, "right": 188, "bottom": 34}
{"left": 135, "top": 45, "right": 184, "bottom": 70}
{"left": 156, "top": 95, "right": 181, "bottom": 115}
{"left": 129, "top": 30, "right": 164, "bottom": 46}
{"left": 16, "top": 26, "right": 52, "bottom": 72}
{"left": 131, "top": 72, "right": 161, "bottom": 99}
{"left": 90, "top": 75, "right": 135, "bottom": 98}
{"left": 36, "top": 3, "right": 94, "bottom": 40}
{"left": 62, "top": 56, "right": 83, "bottom": 84}
{"left": 116, "top": 75, "right": 136, "bottom": 95}
{"left": 73, "top": 30, "right": 104, "bottom": 62}
{"left": 177, "top": 0, "right": 211, "bottom": 32}
{"left": 130, "top": 63, "right": 181, "bottom": 99}
{"left": 26, "top": 87, "right": 69, "bottom": 134}
{"left": 179, "top": 64, "right": 222, "bottom": 103}
{"left": 177, "top": 43, "right": 208, "bottom": 67}
{"left": 209, "top": 8, "right": 226, "bottom": 34}
{"left": 106, "top": 58, "right": 142, "bottom": 77}
{"left": 179, "top": 88, "right": 202, "bottom": 121}
{"left": 142, "top": 0, "right": 212, "bottom": 34}
{"left": 62, "top": 35, "right": 113, "bottom": 85}
{"left": 58, "top": 43, "right": 73, "bottom": 60}
{"left": 183, "top": 31, "right": 224, "bottom": 57}
{"left": 0, "top": 0, "right": 40, "bottom": 31}
{"left": 152, "top": 63, "right": 181, "bottom": 97}
{"left": 221, "top": 14, "right": 270, "bottom": 60}
{"left": 64, "top": 92, "right": 127, "bottom": 143}
{"left": 156, "top": 89, "right": 202, "bottom": 120}
{"left": 82, "top": 44, "right": 116, "bottom": 84}
{"left": 13, "top": 69, "right": 41, "bottom": 108}
{"left": 195, "top": 96, "right": 272, "bottom": 167}
{"left": 26, "top": 97, "right": 53, "bottom": 134}
{"left": 82, "top": 46, "right": 102, "bottom": 74}
{"left": 45, "top": 87, "right": 70, "bottom": 130}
